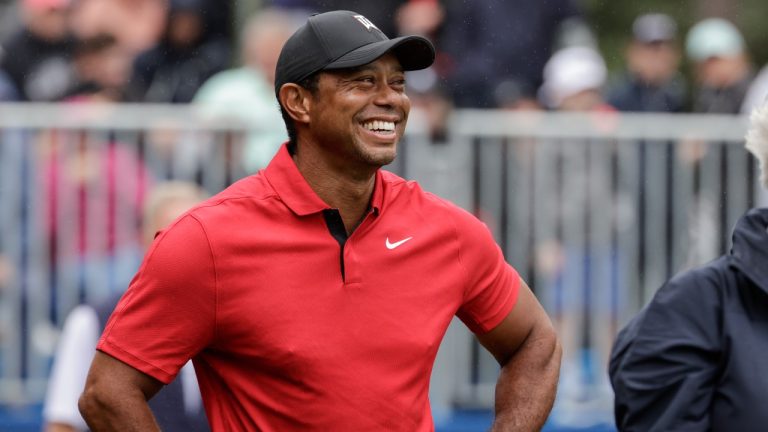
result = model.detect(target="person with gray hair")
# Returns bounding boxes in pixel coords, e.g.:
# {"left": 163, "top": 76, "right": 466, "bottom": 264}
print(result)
{"left": 609, "top": 104, "right": 768, "bottom": 430}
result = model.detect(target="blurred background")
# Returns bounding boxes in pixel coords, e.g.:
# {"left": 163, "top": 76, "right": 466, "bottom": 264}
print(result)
{"left": 0, "top": 0, "right": 767, "bottom": 430}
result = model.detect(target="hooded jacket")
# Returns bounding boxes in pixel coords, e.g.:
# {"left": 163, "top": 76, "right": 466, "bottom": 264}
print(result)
{"left": 609, "top": 208, "right": 768, "bottom": 431}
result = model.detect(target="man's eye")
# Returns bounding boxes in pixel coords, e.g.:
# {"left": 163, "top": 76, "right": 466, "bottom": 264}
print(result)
{"left": 357, "top": 77, "right": 375, "bottom": 84}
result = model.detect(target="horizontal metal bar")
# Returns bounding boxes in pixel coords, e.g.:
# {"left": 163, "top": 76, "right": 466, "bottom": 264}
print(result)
{"left": 0, "top": 104, "right": 751, "bottom": 141}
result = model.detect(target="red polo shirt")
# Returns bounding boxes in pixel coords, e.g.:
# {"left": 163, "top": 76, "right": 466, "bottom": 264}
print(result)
{"left": 98, "top": 144, "right": 520, "bottom": 431}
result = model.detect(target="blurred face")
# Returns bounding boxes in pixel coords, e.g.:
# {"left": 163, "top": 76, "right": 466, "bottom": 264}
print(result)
{"left": 168, "top": 11, "right": 202, "bottom": 47}
{"left": 75, "top": 45, "right": 131, "bottom": 89}
{"left": 98, "top": 45, "right": 132, "bottom": 88}
{"left": 626, "top": 40, "right": 679, "bottom": 85}
{"left": 22, "top": 3, "right": 70, "bottom": 41}
{"left": 306, "top": 53, "right": 410, "bottom": 169}
{"left": 696, "top": 54, "right": 751, "bottom": 87}
{"left": 247, "top": 28, "right": 291, "bottom": 85}
{"left": 559, "top": 89, "right": 604, "bottom": 111}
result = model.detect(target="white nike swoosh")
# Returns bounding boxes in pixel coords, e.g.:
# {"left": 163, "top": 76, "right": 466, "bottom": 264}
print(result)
{"left": 385, "top": 236, "right": 413, "bottom": 250}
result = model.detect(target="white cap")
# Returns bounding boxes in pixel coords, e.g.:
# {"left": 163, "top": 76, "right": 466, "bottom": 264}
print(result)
{"left": 539, "top": 46, "right": 606, "bottom": 108}
{"left": 685, "top": 18, "right": 745, "bottom": 61}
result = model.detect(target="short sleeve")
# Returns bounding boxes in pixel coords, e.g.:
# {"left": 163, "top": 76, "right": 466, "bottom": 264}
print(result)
{"left": 97, "top": 215, "right": 216, "bottom": 384}
{"left": 453, "top": 210, "right": 520, "bottom": 334}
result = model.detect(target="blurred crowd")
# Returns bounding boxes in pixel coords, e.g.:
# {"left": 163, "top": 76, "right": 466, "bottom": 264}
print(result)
{"left": 0, "top": 0, "right": 766, "bottom": 121}
{"left": 0, "top": 0, "right": 766, "bottom": 428}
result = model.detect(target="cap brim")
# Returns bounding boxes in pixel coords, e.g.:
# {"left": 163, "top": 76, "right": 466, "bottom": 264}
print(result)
{"left": 323, "top": 35, "right": 435, "bottom": 72}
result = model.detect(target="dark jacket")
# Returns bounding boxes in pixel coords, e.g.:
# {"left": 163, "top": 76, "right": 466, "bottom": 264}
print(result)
{"left": 610, "top": 208, "right": 768, "bottom": 432}
{"left": 607, "top": 72, "right": 687, "bottom": 113}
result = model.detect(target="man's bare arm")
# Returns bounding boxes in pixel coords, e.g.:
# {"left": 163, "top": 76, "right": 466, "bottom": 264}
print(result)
{"left": 478, "top": 278, "right": 562, "bottom": 431}
{"left": 78, "top": 351, "right": 164, "bottom": 432}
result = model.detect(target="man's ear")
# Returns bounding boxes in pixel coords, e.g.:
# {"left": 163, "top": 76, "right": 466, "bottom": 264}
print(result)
{"left": 279, "top": 83, "right": 312, "bottom": 126}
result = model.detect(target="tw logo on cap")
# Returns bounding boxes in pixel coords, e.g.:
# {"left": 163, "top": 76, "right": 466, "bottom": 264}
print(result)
{"left": 353, "top": 15, "right": 379, "bottom": 32}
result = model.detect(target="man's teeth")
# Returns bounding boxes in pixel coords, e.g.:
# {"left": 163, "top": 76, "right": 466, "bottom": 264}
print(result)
{"left": 362, "top": 120, "right": 395, "bottom": 132}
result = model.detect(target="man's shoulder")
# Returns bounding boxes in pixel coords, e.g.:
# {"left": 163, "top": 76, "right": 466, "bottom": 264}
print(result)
{"left": 381, "top": 170, "right": 483, "bottom": 229}
{"left": 646, "top": 257, "right": 732, "bottom": 315}
{"left": 383, "top": 171, "right": 453, "bottom": 208}
{"left": 664, "top": 257, "right": 731, "bottom": 294}
{"left": 184, "top": 174, "right": 279, "bottom": 221}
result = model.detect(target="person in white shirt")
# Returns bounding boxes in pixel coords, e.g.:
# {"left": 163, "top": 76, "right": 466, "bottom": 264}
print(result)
{"left": 43, "top": 181, "right": 209, "bottom": 432}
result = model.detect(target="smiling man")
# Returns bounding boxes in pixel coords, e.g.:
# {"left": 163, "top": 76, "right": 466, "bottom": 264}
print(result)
{"left": 78, "top": 10, "right": 561, "bottom": 431}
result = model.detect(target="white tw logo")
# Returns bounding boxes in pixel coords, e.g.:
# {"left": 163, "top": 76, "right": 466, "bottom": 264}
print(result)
{"left": 353, "top": 15, "right": 379, "bottom": 32}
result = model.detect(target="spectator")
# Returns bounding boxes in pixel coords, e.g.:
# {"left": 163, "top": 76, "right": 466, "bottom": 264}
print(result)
{"left": 609, "top": 102, "right": 768, "bottom": 431}
{"left": 69, "top": 0, "right": 231, "bottom": 58}
{"left": 537, "top": 45, "right": 619, "bottom": 425}
{"left": 439, "top": 0, "right": 585, "bottom": 108}
{"left": 35, "top": 129, "right": 154, "bottom": 299}
{"left": 539, "top": 46, "right": 613, "bottom": 111}
{"left": 43, "top": 181, "right": 209, "bottom": 432}
{"left": 0, "top": 0, "right": 77, "bottom": 101}
{"left": 395, "top": 0, "right": 444, "bottom": 39}
{"left": 68, "top": 0, "right": 167, "bottom": 57}
{"left": 194, "top": 9, "right": 299, "bottom": 173}
{"left": 128, "top": 0, "right": 231, "bottom": 103}
{"left": 686, "top": 18, "right": 754, "bottom": 114}
{"left": 607, "top": 13, "right": 687, "bottom": 112}
{"left": 65, "top": 33, "right": 133, "bottom": 102}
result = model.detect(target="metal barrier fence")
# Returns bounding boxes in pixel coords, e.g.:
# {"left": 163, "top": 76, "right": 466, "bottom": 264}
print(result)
{"left": 0, "top": 104, "right": 759, "bottom": 422}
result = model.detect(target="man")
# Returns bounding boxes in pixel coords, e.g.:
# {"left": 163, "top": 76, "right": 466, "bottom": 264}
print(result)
{"left": 79, "top": 10, "right": 561, "bottom": 431}
{"left": 126, "top": 0, "right": 231, "bottom": 103}
{"left": 607, "top": 13, "right": 687, "bottom": 113}
{"left": 685, "top": 17, "right": 754, "bottom": 114}
{"left": 0, "top": 0, "right": 78, "bottom": 101}
{"left": 609, "top": 103, "right": 768, "bottom": 430}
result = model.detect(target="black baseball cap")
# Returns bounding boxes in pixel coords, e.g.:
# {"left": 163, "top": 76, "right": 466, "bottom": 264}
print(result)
{"left": 274, "top": 10, "right": 435, "bottom": 97}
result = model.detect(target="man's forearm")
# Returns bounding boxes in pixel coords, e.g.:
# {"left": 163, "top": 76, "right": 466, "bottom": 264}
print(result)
{"left": 491, "top": 329, "right": 562, "bottom": 431}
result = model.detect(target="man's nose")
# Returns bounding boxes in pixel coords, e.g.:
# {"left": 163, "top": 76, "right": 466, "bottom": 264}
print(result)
{"left": 373, "top": 83, "right": 404, "bottom": 108}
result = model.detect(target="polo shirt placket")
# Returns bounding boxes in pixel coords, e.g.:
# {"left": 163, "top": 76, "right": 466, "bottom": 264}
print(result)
{"left": 265, "top": 147, "right": 386, "bottom": 286}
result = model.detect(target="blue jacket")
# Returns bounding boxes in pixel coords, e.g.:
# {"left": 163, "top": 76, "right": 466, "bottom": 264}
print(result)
{"left": 610, "top": 208, "right": 768, "bottom": 431}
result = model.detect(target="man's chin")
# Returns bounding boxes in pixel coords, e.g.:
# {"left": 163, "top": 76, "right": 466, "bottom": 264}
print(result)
{"left": 360, "top": 147, "right": 397, "bottom": 167}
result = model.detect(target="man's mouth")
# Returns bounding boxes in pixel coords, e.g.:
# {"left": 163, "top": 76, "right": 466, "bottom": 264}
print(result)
{"left": 361, "top": 120, "right": 396, "bottom": 136}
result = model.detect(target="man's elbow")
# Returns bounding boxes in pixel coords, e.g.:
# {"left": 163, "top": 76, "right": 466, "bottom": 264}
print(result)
{"left": 78, "top": 382, "right": 109, "bottom": 423}
{"left": 509, "top": 317, "right": 561, "bottom": 370}
{"left": 534, "top": 321, "right": 562, "bottom": 372}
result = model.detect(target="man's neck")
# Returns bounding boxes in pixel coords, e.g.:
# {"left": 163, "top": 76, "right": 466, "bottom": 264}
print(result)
{"left": 292, "top": 144, "right": 377, "bottom": 235}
